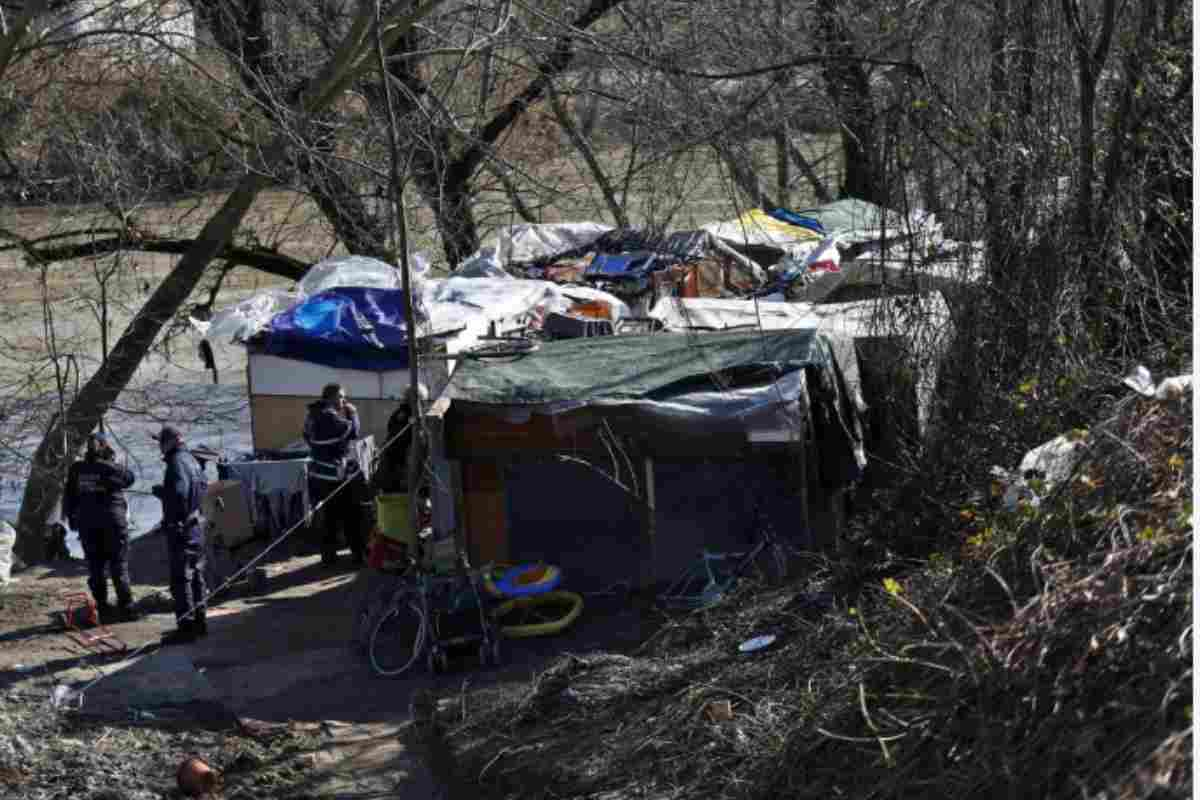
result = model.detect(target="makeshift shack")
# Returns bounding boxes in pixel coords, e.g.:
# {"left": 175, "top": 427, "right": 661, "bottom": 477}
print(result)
{"left": 242, "top": 286, "right": 452, "bottom": 451}
{"left": 429, "top": 330, "right": 866, "bottom": 592}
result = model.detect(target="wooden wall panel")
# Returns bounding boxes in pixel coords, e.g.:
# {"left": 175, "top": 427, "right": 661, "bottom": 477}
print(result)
{"left": 250, "top": 395, "right": 403, "bottom": 451}
{"left": 461, "top": 461, "right": 507, "bottom": 565}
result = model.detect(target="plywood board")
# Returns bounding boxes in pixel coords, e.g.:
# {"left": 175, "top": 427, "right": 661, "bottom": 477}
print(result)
{"left": 461, "top": 461, "right": 507, "bottom": 565}
{"left": 250, "top": 395, "right": 404, "bottom": 452}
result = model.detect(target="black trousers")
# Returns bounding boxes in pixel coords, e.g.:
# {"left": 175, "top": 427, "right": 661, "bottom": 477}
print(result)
{"left": 166, "top": 528, "right": 207, "bottom": 625}
{"left": 79, "top": 525, "right": 132, "bottom": 609}
{"left": 309, "top": 478, "right": 366, "bottom": 560}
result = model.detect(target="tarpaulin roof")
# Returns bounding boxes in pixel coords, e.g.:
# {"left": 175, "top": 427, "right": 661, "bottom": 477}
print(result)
{"left": 702, "top": 208, "right": 824, "bottom": 255}
{"left": 249, "top": 287, "right": 418, "bottom": 371}
{"left": 449, "top": 329, "right": 829, "bottom": 406}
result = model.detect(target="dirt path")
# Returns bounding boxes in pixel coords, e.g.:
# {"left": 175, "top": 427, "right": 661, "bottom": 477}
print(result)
{"left": 1, "top": 534, "right": 655, "bottom": 798}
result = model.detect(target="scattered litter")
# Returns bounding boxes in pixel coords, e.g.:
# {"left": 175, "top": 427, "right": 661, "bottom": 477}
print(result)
{"left": 1122, "top": 365, "right": 1193, "bottom": 401}
{"left": 704, "top": 699, "right": 734, "bottom": 722}
{"left": 48, "top": 684, "right": 81, "bottom": 710}
{"left": 738, "top": 634, "right": 777, "bottom": 654}
{"left": 237, "top": 716, "right": 289, "bottom": 740}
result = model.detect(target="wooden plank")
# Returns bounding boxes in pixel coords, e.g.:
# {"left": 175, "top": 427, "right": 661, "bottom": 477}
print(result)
{"left": 448, "top": 459, "right": 467, "bottom": 562}
{"left": 249, "top": 395, "right": 402, "bottom": 451}
{"left": 461, "top": 461, "right": 507, "bottom": 565}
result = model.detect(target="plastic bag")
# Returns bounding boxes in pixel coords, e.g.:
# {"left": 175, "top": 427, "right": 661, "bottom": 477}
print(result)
{"left": 296, "top": 255, "right": 402, "bottom": 299}
{"left": 804, "top": 236, "right": 842, "bottom": 273}
{"left": 0, "top": 521, "right": 17, "bottom": 587}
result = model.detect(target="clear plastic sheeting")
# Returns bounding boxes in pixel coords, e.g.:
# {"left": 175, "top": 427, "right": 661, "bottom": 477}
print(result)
{"left": 428, "top": 277, "right": 571, "bottom": 341}
{"left": 190, "top": 289, "right": 293, "bottom": 343}
{"left": 590, "top": 368, "right": 811, "bottom": 442}
{"left": 296, "top": 254, "right": 431, "bottom": 299}
{"left": 455, "top": 246, "right": 512, "bottom": 279}
{"left": 472, "top": 222, "right": 614, "bottom": 266}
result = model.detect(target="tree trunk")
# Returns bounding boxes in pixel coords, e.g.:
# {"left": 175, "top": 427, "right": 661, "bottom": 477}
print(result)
{"left": 383, "top": 0, "right": 627, "bottom": 266}
{"left": 814, "top": 0, "right": 881, "bottom": 203}
{"left": 549, "top": 81, "right": 630, "bottom": 228}
{"left": 14, "top": 174, "right": 269, "bottom": 563}
{"left": 786, "top": 137, "right": 833, "bottom": 204}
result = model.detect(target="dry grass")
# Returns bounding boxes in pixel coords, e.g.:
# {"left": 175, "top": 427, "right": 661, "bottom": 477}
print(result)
{"left": 0, "top": 686, "right": 332, "bottom": 800}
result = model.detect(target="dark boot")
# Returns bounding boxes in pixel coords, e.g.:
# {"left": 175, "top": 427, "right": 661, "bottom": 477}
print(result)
{"left": 117, "top": 603, "right": 142, "bottom": 623}
{"left": 161, "top": 621, "right": 198, "bottom": 646}
{"left": 96, "top": 602, "right": 117, "bottom": 626}
{"left": 194, "top": 611, "right": 208, "bottom": 638}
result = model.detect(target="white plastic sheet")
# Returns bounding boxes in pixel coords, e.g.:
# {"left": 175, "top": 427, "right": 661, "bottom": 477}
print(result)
{"left": 0, "top": 520, "right": 14, "bottom": 587}
{"left": 995, "top": 432, "right": 1090, "bottom": 511}
{"left": 470, "top": 222, "right": 614, "bottom": 266}
{"left": 455, "top": 247, "right": 511, "bottom": 279}
{"left": 190, "top": 289, "right": 293, "bottom": 342}
{"left": 296, "top": 254, "right": 402, "bottom": 298}
{"left": 1123, "top": 365, "right": 1194, "bottom": 401}
{"left": 427, "top": 277, "right": 571, "bottom": 334}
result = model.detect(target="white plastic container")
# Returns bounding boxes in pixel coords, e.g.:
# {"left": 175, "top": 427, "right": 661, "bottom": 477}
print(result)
{"left": 0, "top": 520, "right": 17, "bottom": 587}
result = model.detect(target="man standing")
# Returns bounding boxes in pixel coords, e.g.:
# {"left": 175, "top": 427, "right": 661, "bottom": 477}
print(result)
{"left": 63, "top": 432, "right": 138, "bottom": 624}
{"left": 304, "top": 383, "right": 364, "bottom": 566}
{"left": 151, "top": 426, "right": 209, "bottom": 646}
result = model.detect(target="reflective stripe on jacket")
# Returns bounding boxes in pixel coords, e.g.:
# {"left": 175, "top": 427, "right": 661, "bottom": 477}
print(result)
{"left": 303, "top": 402, "right": 360, "bottom": 482}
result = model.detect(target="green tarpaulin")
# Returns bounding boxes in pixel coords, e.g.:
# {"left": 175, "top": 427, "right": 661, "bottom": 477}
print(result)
{"left": 449, "top": 330, "right": 829, "bottom": 406}
{"left": 797, "top": 198, "right": 899, "bottom": 239}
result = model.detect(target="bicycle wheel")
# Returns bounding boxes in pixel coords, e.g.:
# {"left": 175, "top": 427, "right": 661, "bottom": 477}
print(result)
{"left": 369, "top": 594, "right": 427, "bottom": 677}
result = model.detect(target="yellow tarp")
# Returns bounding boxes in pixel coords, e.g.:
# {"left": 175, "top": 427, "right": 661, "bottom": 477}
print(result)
{"left": 702, "top": 209, "right": 823, "bottom": 252}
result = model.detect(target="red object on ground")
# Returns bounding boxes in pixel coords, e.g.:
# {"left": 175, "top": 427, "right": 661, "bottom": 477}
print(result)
{"left": 61, "top": 591, "right": 126, "bottom": 654}
{"left": 177, "top": 755, "right": 219, "bottom": 796}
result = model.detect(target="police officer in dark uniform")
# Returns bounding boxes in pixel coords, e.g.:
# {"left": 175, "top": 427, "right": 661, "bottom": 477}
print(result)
{"left": 63, "top": 432, "right": 138, "bottom": 624}
{"left": 303, "top": 383, "right": 365, "bottom": 566}
{"left": 151, "top": 426, "right": 209, "bottom": 646}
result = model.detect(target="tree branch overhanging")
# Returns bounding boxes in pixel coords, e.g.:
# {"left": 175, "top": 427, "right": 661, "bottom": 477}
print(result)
{"left": 0, "top": 229, "right": 308, "bottom": 282}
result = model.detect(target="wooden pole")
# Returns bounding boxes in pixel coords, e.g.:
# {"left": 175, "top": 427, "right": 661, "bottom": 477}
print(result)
{"left": 375, "top": 1, "right": 425, "bottom": 542}
{"left": 641, "top": 454, "right": 657, "bottom": 592}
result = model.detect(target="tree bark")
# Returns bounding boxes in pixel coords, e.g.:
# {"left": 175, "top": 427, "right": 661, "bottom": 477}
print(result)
{"left": 14, "top": 173, "right": 269, "bottom": 563}
{"left": 814, "top": 0, "right": 881, "bottom": 203}
{"left": 13, "top": 0, "right": 447, "bottom": 562}
{"left": 548, "top": 81, "right": 630, "bottom": 228}
{"left": 377, "top": 0, "right": 627, "bottom": 266}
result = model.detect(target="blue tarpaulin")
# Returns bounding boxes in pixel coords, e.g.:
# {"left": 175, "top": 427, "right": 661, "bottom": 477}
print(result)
{"left": 585, "top": 251, "right": 660, "bottom": 280}
{"left": 251, "top": 287, "right": 418, "bottom": 371}
{"left": 766, "top": 207, "right": 827, "bottom": 235}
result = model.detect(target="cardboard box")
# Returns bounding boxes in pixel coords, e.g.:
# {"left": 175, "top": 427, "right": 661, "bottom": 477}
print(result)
{"left": 202, "top": 480, "right": 255, "bottom": 549}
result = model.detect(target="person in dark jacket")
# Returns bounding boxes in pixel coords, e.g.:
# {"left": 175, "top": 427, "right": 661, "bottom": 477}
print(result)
{"left": 303, "top": 383, "right": 365, "bottom": 566}
{"left": 151, "top": 425, "right": 209, "bottom": 646}
{"left": 63, "top": 432, "right": 138, "bottom": 624}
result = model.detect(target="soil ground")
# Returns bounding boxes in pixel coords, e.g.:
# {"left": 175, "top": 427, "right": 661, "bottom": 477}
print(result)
{"left": 0, "top": 528, "right": 655, "bottom": 798}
